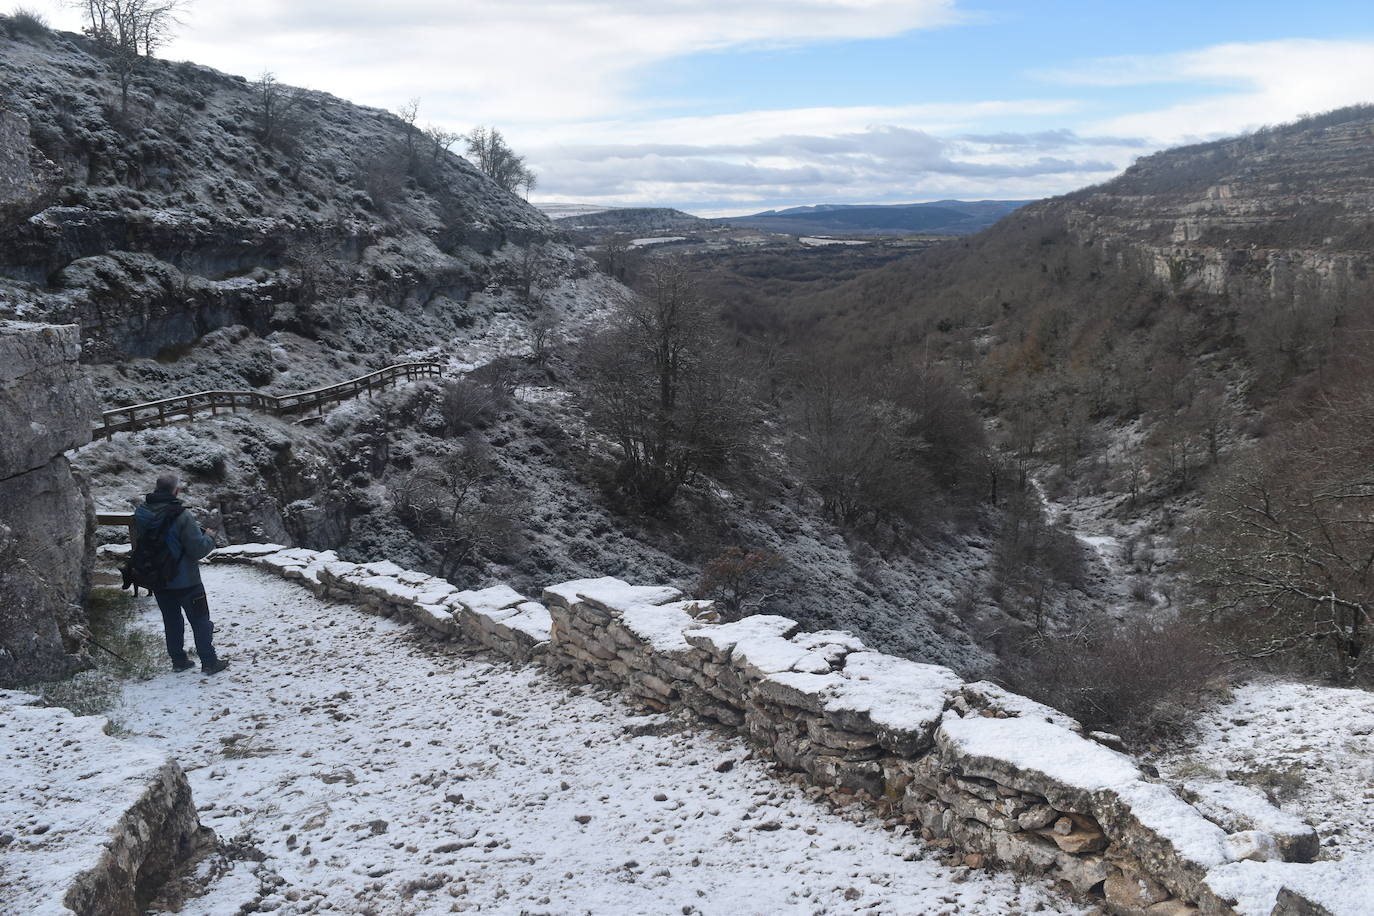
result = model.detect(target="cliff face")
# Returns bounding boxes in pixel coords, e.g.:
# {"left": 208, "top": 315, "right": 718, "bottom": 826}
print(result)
{"left": 0, "top": 321, "right": 97, "bottom": 686}
{"left": 0, "top": 27, "right": 559, "bottom": 365}
{"left": 1057, "top": 108, "right": 1374, "bottom": 310}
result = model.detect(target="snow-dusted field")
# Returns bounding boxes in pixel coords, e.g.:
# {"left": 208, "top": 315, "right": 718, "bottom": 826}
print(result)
{"left": 108, "top": 565, "right": 1082, "bottom": 915}
{"left": 1156, "top": 680, "right": 1374, "bottom": 861}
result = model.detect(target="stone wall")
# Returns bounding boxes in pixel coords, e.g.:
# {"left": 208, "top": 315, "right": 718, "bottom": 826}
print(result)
{"left": 0, "top": 321, "right": 98, "bottom": 687}
{"left": 0, "top": 690, "right": 214, "bottom": 915}
{"left": 205, "top": 543, "right": 1355, "bottom": 916}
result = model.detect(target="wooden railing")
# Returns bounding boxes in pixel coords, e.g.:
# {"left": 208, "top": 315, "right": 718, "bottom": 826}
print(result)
{"left": 94, "top": 361, "right": 444, "bottom": 439}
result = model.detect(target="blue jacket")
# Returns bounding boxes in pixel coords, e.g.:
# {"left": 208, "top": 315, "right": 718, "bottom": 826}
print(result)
{"left": 133, "top": 493, "right": 215, "bottom": 591}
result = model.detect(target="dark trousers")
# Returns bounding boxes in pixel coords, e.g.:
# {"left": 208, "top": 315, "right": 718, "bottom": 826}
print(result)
{"left": 154, "top": 585, "right": 217, "bottom": 666}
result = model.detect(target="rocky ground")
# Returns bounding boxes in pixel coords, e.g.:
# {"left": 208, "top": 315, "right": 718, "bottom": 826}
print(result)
{"left": 107, "top": 564, "right": 1082, "bottom": 915}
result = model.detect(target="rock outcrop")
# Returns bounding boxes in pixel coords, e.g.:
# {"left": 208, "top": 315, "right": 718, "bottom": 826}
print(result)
{"left": 0, "top": 690, "right": 214, "bottom": 915}
{"left": 0, "top": 321, "right": 97, "bottom": 686}
{"left": 0, "top": 29, "right": 559, "bottom": 365}
{"left": 206, "top": 542, "right": 1348, "bottom": 916}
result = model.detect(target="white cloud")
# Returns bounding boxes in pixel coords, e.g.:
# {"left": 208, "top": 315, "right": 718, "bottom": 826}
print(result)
{"left": 27, "top": 0, "right": 960, "bottom": 124}
{"left": 1047, "top": 39, "right": 1374, "bottom": 144}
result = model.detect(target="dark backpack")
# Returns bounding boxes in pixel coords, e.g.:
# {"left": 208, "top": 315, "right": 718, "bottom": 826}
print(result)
{"left": 127, "top": 507, "right": 184, "bottom": 591}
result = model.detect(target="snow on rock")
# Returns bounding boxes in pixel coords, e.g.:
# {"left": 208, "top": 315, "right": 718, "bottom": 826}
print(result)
{"left": 938, "top": 713, "right": 1141, "bottom": 799}
{"left": 1156, "top": 680, "right": 1374, "bottom": 861}
{"left": 209, "top": 542, "right": 289, "bottom": 559}
{"left": 451, "top": 583, "right": 528, "bottom": 616}
{"left": 938, "top": 712, "right": 1235, "bottom": 896}
{"left": 822, "top": 653, "right": 963, "bottom": 755}
{"left": 102, "top": 564, "right": 1084, "bottom": 916}
{"left": 619, "top": 600, "right": 709, "bottom": 653}
{"left": 0, "top": 692, "right": 211, "bottom": 915}
{"left": 544, "top": 576, "right": 683, "bottom": 615}
{"left": 685, "top": 614, "right": 801, "bottom": 661}
{"left": 1203, "top": 855, "right": 1374, "bottom": 916}
{"left": 956, "top": 679, "right": 1084, "bottom": 732}
{"left": 1183, "top": 780, "right": 1319, "bottom": 863}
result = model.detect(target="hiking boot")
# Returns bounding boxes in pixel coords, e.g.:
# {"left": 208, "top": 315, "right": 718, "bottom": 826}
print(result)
{"left": 202, "top": 658, "right": 230, "bottom": 676}
{"left": 172, "top": 658, "right": 195, "bottom": 672}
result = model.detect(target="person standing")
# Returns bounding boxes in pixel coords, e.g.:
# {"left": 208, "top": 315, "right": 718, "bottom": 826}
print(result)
{"left": 132, "top": 474, "right": 229, "bottom": 675}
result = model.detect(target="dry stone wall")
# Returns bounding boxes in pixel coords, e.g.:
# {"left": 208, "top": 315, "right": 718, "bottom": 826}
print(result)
{"left": 205, "top": 543, "right": 1356, "bottom": 916}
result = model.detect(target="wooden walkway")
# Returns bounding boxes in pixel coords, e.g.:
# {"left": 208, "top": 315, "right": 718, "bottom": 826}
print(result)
{"left": 94, "top": 361, "right": 444, "bottom": 439}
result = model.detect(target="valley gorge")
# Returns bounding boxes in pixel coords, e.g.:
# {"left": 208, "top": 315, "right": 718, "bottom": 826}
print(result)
{"left": 3, "top": 10, "right": 1373, "bottom": 916}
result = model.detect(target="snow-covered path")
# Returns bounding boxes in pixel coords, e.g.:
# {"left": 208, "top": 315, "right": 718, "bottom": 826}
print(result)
{"left": 114, "top": 565, "right": 1082, "bottom": 915}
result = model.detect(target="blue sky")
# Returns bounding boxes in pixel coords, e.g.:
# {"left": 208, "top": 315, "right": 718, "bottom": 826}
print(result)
{"left": 26, "top": 0, "right": 1374, "bottom": 214}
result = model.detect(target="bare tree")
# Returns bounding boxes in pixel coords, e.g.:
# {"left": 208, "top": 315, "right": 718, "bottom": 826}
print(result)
{"left": 423, "top": 124, "right": 461, "bottom": 165}
{"left": 72, "top": 0, "right": 189, "bottom": 111}
{"left": 464, "top": 125, "right": 536, "bottom": 195}
{"left": 396, "top": 97, "right": 420, "bottom": 172}
{"left": 512, "top": 242, "right": 558, "bottom": 308}
{"left": 527, "top": 308, "right": 560, "bottom": 368}
{"left": 392, "top": 436, "right": 523, "bottom": 581}
{"left": 285, "top": 238, "right": 352, "bottom": 304}
{"left": 596, "top": 233, "right": 636, "bottom": 282}
{"left": 1193, "top": 385, "right": 1374, "bottom": 680}
{"left": 252, "top": 71, "right": 309, "bottom": 151}
{"left": 578, "top": 258, "right": 749, "bottom": 511}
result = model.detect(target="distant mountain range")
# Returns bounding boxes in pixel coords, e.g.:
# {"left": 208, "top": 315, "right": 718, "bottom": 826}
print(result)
{"left": 543, "top": 200, "right": 1036, "bottom": 238}
{"left": 718, "top": 200, "right": 1035, "bottom": 236}
{"left": 551, "top": 207, "right": 706, "bottom": 233}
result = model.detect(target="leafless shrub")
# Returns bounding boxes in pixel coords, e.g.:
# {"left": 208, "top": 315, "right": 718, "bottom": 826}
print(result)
{"left": 3, "top": 7, "right": 51, "bottom": 38}
{"left": 1191, "top": 375, "right": 1374, "bottom": 681}
{"left": 997, "top": 616, "right": 1229, "bottom": 743}
{"left": 437, "top": 378, "right": 496, "bottom": 436}
{"left": 696, "top": 547, "right": 783, "bottom": 621}
{"left": 392, "top": 436, "right": 523, "bottom": 581}
{"left": 467, "top": 356, "right": 518, "bottom": 402}
{"left": 252, "top": 71, "right": 310, "bottom": 152}
{"left": 285, "top": 238, "right": 352, "bottom": 304}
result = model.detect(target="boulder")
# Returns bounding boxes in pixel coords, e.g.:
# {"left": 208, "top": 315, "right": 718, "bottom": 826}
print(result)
{"left": 0, "top": 457, "right": 93, "bottom": 686}
{"left": 0, "top": 322, "right": 97, "bottom": 478}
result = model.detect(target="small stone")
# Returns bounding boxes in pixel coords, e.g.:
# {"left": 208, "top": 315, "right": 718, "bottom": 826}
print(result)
{"left": 1052, "top": 829, "right": 1108, "bottom": 854}
{"left": 1017, "top": 805, "right": 1057, "bottom": 830}
{"left": 843, "top": 888, "right": 861, "bottom": 901}
{"left": 714, "top": 759, "right": 736, "bottom": 773}
{"left": 575, "top": 814, "right": 592, "bottom": 824}
{"left": 1052, "top": 817, "right": 1074, "bottom": 836}
{"left": 963, "top": 853, "right": 985, "bottom": 869}
{"left": 654, "top": 792, "right": 668, "bottom": 802}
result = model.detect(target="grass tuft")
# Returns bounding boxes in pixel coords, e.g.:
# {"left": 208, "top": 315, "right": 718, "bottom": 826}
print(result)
{"left": 24, "top": 587, "right": 165, "bottom": 729}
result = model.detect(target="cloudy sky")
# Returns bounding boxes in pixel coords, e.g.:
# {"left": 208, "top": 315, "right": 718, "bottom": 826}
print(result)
{"left": 25, "top": 0, "right": 1374, "bottom": 215}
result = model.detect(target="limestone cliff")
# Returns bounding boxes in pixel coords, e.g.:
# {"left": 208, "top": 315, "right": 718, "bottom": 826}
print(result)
{"left": 0, "top": 321, "right": 97, "bottom": 686}
{"left": 0, "top": 26, "right": 560, "bottom": 366}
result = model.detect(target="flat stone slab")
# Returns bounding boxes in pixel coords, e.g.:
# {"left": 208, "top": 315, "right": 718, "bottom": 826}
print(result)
{"left": 1204, "top": 855, "right": 1374, "bottom": 915}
